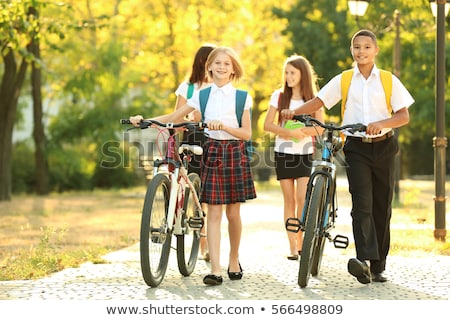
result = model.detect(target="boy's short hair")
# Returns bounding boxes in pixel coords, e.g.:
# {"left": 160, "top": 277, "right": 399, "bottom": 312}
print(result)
{"left": 351, "top": 29, "right": 378, "bottom": 46}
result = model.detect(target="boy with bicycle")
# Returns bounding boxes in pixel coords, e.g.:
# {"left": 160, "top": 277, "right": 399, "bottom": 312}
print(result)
{"left": 281, "top": 29, "right": 414, "bottom": 284}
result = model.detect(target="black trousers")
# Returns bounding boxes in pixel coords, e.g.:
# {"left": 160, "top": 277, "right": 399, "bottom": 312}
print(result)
{"left": 343, "top": 135, "right": 398, "bottom": 273}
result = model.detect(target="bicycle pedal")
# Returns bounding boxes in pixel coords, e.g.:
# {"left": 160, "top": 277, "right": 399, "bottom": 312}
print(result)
{"left": 187, "top": 216, "right": 204, "bottom": 230}
{"left": 333, "top": 234, "right": 349, "bottom": 249}
{"left": 285, "top": 217, "right": 301, "bottom": 233}
{"left": 150, "top": 233, "right": 164, "bottom": 244}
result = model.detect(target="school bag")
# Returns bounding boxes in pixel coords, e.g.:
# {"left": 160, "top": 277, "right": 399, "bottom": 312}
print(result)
{"left": 199, "top": 87, "right": 254, "bottom": 161}
{"left": 340, "top": 69, "right": 393, "bottom": 119}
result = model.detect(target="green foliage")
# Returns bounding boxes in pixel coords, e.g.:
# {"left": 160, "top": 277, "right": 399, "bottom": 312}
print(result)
{"left": 47, "top": 144, "right": 92, "bottom": 192}
{"left": 4, "top": 0, "right": 450, "bottom": 195}
{"left": 11, "top": 140, "right": 36, "bottom": 194}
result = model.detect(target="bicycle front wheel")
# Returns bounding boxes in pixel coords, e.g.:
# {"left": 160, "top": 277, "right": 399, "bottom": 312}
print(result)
{"left": 311, "top": 234, "right": 326, "bottom": 276}
{"left": 140, "top": 174, "right": 172, "bottom": 287}
{"left": 298, "top": 175, "right": 327, "bottom": 288}
{"left": 177, "top": 173, "right": 202, "bottom": 276}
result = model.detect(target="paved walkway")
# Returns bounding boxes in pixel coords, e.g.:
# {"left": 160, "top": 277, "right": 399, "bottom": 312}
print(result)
{"left": 1, "top": 185, "right": 449, "bottom": 301}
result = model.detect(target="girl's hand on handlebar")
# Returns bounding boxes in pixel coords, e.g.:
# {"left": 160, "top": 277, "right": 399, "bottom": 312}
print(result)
{"left": 208, "top": 120, "right": 224, "bottom": 131}
{"left": 280, "top": 109, "right": 295, "bottom": 120}
{"left": 130, "top": 115, "right": 144, "bottom": 127}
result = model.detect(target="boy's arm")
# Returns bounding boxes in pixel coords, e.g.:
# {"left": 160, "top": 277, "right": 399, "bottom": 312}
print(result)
{"left": 281, "top": 97, "right": 325, "bottom": 120}
{"left": 366, "top": 107, "right": 409, "bottom": 135}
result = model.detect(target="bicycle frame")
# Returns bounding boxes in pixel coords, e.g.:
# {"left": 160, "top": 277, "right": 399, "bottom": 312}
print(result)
{"left": 151, "top": 127, "right": 204, "bottom": 236}
{"left": 303, "top": 129, "right": 338, "bottom": 229}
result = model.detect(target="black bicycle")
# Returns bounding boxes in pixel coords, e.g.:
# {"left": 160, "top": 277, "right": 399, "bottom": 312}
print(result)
{"left": 122, "top": 119, "right": 207, "bottom": 287}
{"left": 285, "top": 114, "right": 366, "bottom": 288}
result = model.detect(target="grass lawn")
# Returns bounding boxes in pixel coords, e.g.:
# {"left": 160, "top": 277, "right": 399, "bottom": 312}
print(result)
{"left": 0, "top": 178, "right": 449, "bottom": 281}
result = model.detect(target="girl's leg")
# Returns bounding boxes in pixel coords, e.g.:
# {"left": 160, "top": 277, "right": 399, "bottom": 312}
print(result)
{"left": 295, "top": 177, "right": 309, "bottom": 252}
{"left": 225, "top": 202, "right": 242, "bottom": 272}
{"left": 280, "top": 179, "right": 297, "bottom": 257}
{"left": 206, "top": 204, "right": 223, "bottom": 275}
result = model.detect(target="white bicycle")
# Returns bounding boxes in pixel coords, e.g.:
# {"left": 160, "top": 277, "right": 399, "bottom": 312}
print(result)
{"left": 122, "top": 119, "right": 207, "bottom": 287}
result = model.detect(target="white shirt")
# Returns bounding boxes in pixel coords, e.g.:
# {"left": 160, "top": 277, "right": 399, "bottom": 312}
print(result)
{"left": 188, "top": 83, "right": 253, "bottom": 140}
{"left": 317, "top": 65, "right": 414, "bottom": 137}
{"left": 270, "top": 90, "right": 315, "bottom": 155}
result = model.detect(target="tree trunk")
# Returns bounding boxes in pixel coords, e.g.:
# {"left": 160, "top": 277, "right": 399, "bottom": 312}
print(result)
{"left": 28, "top": 7, "right": 49, "bottom": 195}
{"left": 0, "top": 50, "right": 28, "bottom": 201}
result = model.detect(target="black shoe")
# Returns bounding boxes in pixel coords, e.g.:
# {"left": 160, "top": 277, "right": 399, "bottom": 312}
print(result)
{"left": 371, "top": 272, "right": 388, "bottom": 283}
{"left": 347, "top": 258, "right": 371, "bottom": 284}
{"left": 227, "top": 263, "right": 243, "bottom": 280}
{"left": 203, "top": 274, "right": 223, "bottom": 286}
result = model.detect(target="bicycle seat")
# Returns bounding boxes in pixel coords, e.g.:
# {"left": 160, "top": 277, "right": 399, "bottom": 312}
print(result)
{"left": 179, "top": 144, "right": 203, "bottom": 156}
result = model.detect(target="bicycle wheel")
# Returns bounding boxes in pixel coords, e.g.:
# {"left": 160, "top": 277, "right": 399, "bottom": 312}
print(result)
{"left": 298, "top": 175, "right": 327, "bottom": 288}
{"left": 311, "top": 234, "right": 326, "bottom": 276}
{"left": 140, "top": 173, "right": 172, "bottom": 287}
{"left": 312, "top": 180, "right": 335, "bottom": 276}
{"left": 177, "top": 173, "right": 202, "bottom": 276}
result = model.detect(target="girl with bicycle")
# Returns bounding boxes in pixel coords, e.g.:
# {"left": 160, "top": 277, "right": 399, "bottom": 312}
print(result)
{"left": 130, "top": 46, "right": 256, "bottom": 286}
{"left": 174, "top": 44, "right": 216, "bottom": 262}
{"left": 264, "top": 55, "right": 324, "bottom": 261}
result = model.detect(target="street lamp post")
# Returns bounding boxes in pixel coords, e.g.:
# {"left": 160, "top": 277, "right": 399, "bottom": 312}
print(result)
{"left": 392, "top": 10, "right": 401, "bottom": 202}
{"left": 430, "top": 0, "right": 449, "bottom": 242}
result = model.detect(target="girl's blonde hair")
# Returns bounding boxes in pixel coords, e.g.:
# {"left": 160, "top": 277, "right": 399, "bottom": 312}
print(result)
{"left": 205, "top": 46, "right": 244, "bottom": 82}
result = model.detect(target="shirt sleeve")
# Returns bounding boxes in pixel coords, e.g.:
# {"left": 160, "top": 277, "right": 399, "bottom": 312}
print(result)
{"left": 317, "top": 74, "right": 342, "bottom": 110}
{"left": 391, "top": 75, "right": 415, "bottom": 112}
{"left": 244, "top": 92, "right": 253, "bottom": 110}
{"left": 269, "top": 90, "right": 281, "bottom": 109}
{"left": 175, "top": 81, "right": 189, "bottom": 99}
{"left": 187, "top": 90, "right": 200, "bottom": 111}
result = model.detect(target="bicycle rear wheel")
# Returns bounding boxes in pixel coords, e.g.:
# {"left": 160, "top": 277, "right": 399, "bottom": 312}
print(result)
{"left": 176, "top": 173, "right": 202, "bottom": 276}
{"left": 140, "top": 173, "right": 172, "bottom": 287}
{"left": 298, "top": 175, "right": 327, "bottom": 288}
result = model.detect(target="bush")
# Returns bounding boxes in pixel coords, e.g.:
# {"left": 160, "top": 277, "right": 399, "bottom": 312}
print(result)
{"left": 11, "top": 140, "right": 36, "bottom": 194}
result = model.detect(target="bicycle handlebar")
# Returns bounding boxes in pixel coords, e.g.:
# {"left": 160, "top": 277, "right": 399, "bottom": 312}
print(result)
{"left": 121, "top": 119, "right": 208, "bottom": 131}
{"left": 293, "top": 114, "right": 367, "bottom": 134}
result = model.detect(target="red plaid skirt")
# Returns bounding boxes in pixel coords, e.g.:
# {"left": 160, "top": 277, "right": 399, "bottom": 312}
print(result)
{"left": 200, "top": 138, "right": 256, "bottom": 204}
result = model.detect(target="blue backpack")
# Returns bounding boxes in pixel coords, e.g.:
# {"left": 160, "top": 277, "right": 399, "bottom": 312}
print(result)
{"left": 199, "top": 87, "right": 254, "bottom": 161}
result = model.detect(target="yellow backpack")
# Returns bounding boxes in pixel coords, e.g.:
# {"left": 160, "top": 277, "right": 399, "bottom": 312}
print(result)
{"left": 340, "top": 69, "right": 393, "bottom": 120}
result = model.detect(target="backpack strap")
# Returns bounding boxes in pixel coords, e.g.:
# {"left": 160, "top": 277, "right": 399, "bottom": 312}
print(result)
{"left": 199, "top": 87, "right": 212, "bottom": 121}
{"left": 379, "top": 70, "right": 393, "bottom": 114}
{"left": 235, "top": 89, "right": 248, "bottom": 127}
{"left": 187, "top": 83, "right": 194, "bottom": 99}
{"left": 340, "top": 69, "right": 353, "bottom": 120}
{"left": 340, "top": 69, "right": 393, "bottom": 120}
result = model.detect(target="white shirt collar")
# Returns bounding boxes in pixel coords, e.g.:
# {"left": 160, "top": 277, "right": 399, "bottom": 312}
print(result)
{"left": 354, "top": 64, "right": 381, "bottom": 79}
{"left": 210, "top": 82, "right": 234, "bottom": 95}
